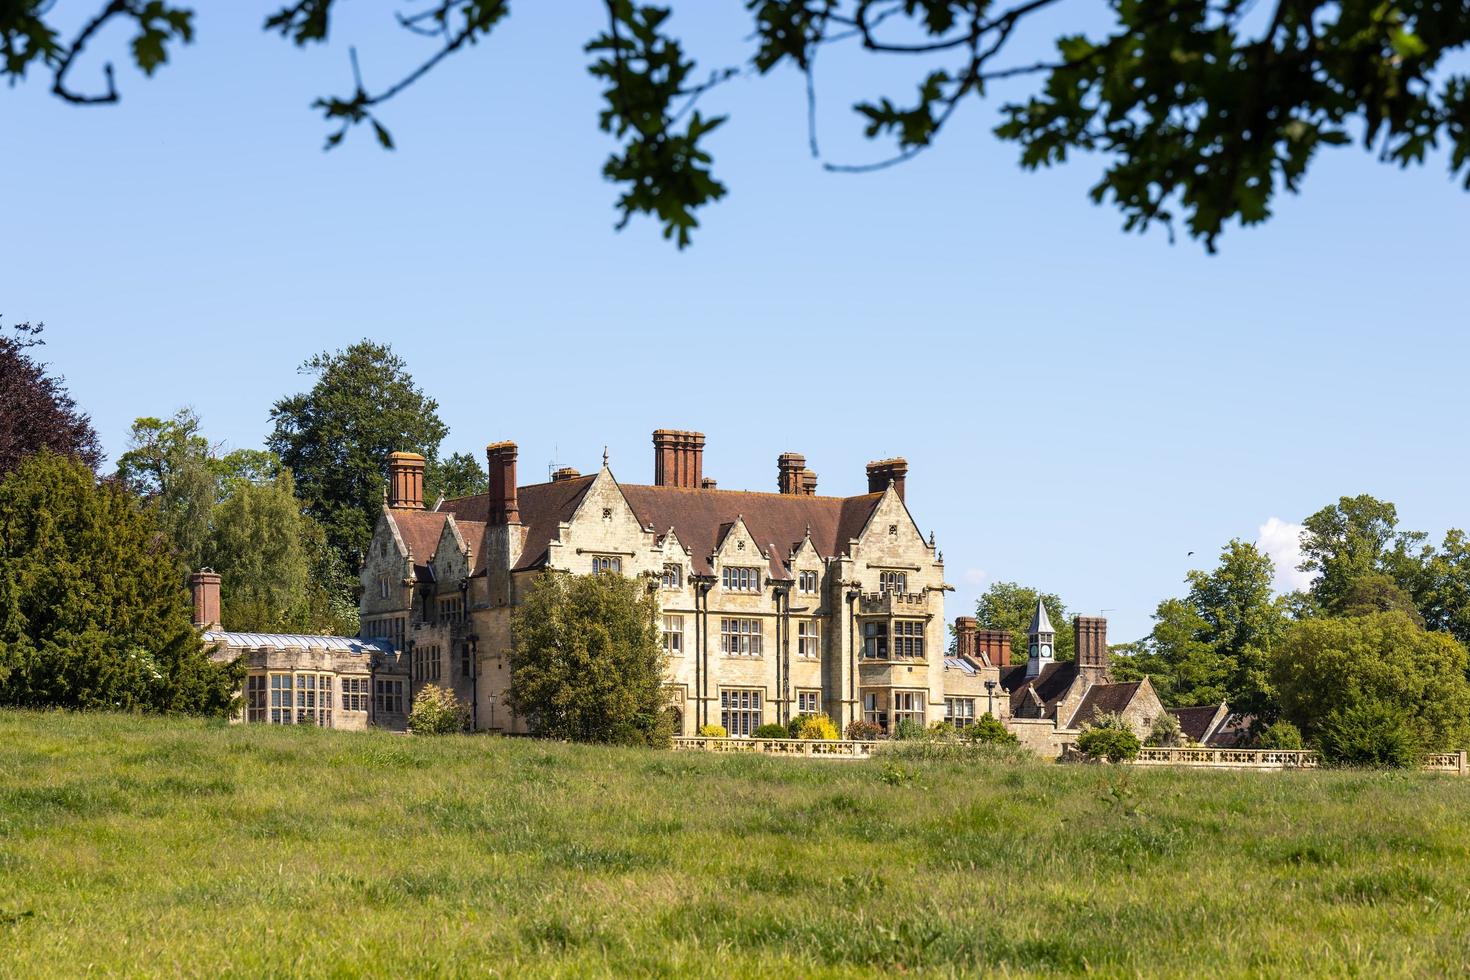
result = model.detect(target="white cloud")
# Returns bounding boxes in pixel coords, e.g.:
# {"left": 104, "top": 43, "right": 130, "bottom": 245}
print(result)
{"left": 1256, "top": 518, "right": 1314, "bottom": 594}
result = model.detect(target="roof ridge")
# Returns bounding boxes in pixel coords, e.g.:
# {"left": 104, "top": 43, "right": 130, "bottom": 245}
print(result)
{"left": 620, "top": 483, "right": 879, "bottom": 503}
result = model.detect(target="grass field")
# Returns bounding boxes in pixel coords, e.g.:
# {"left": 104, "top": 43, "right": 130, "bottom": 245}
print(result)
{"left": 3, "top": 712, "right": 1470, "bottom": 977}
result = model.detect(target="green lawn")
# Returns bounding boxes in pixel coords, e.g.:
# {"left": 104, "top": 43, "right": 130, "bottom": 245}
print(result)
{"left": 3, "top": 712, "right": 1470, "bottom": 976}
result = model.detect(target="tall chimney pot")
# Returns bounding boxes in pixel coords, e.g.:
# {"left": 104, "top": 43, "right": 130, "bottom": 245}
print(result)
{"left": 866, "top": 457, "right": 909, "bottom": 501}
{"left": 386, "top": 452, "right": 426, "bottom": 509}
{"left": 1074, "top": 616, "right": 1110, "bottom": 671}
{"left": 486, "top": 441, "right": 521, "bottom": 524}
{"left": 653, "top": 429, "right": 705, "bottom": 488}
{"left": 190, "top": 569, "right": 222, "bottom": 631}
{"left": 777, "top": 453, "right": 806, "bottom": 495}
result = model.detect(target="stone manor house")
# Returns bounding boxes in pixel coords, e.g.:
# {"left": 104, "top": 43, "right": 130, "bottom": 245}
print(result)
{"left": 199, "top": 428, "right": 1167, "bottom": 749}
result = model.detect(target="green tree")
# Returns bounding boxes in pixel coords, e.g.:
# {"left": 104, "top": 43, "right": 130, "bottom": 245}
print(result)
{"left": 1272, "top": 612, "right": 1470, "bottom": 756}
{"left": 0, "top": 321, "right": 101, "bottom": 474}
{"left": 10, "top": 3, "right": 1470, "bottom": 250}
{"left": 1113, "top": 540, "right": 1286, "bottom": 715}
{"left": 974, "top": 582, "right": 1074, "bottom": 663}
{"left": 1299, "top": 494, "right": 1427, "bottom": 615}
{"left": 427, "top": 451, "right": 487, "bottom": 502}
{"left": 507, "top": 571, "right": 670, "bottom": 746}
{"left": 0, "top": 453, "right": 240, "bottom": 713}
{"left": 268, "top": 341, "right": 448, "bottom": 571}
{"left": 208, "top": 469, "right": 358, "bottom": 636}
{"left": 116, "top": 409, "right": 219, "bottom": 573}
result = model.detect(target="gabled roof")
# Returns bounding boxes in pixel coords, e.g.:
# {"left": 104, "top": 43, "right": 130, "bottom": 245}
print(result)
{"left": 441, "top": 475, "right": 597, "bottom": 572}
{"left": 1066, "top": 681, "right": 1144, "bottom": 729}
{"left": 1168, "top": 703, "right": 1228, "bottom": 744}
{"left": 618, "top": 484, "right": 884, "bottom": 576}
{"left": 1000, "top": 661, "right": 1078, "bottom": 718}
{"left": 388, "top": 509, "right": 451, "bottom": 583}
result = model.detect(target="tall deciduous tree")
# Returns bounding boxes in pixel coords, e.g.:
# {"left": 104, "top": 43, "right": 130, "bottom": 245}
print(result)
{"left": 0, "top": 322, "right": 101, "bottom": 475}
{"left": 267, "top": 341, "right": 448, "bottom": 572}
{"left": 118, "top": 409, "right": 357, "bottom": 635}
{"left": 1272, "top": 612, "right": 1470, "bottom": 756}
{"left": 974, "top": 582, "right": 1074, "bottom": 663}
{"left": 507, "top": 571, "right": 671, "bottom": 746}
{"left": 0, "top": 453, "right": 241, "bottom": 713}
{"left": 1114, "top": 540, "right": 1288, "bottom": 716}
{"left": 7, "top": 3, "right": 1469, "bottom": 249}
{"left": 1298, "top": 494, "right": 1426, "bottom": 615}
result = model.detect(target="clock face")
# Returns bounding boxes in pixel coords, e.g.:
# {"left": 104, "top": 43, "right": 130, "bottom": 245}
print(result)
{"left": 1040, "top": 644, "right": 1052, "bottom": 658}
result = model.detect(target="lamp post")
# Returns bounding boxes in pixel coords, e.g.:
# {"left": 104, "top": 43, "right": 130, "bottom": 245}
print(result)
{"left": 984, "top": 679, "right": 997, "bottom": 718}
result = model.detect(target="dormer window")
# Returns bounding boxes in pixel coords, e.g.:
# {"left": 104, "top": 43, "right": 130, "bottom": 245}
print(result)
{"left": 721, "top": 566, "right": 762, "bottom": 592}
{"left": 879, "top": 571, "right": 907, "bottom": 594}
{"left": 591, "top": 556, "right": 622, "bottom": 574}
{"left": 661, "top": 563, "right": 682, "bottom": 589}
{"left": 798, "top": 570, "right": 818, "bottom": 594}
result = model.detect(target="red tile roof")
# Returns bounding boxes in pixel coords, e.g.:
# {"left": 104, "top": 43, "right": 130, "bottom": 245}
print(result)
{"left": 437, "top": 476, "right": 886, "bottom": 576}
{"left": 619, "top": 484, "right": 883, "bottom": 576}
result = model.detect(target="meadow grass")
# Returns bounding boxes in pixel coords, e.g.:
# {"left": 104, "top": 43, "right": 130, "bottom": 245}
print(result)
{"left": 2, "top": 711, "right": 1469, "bottom": 977}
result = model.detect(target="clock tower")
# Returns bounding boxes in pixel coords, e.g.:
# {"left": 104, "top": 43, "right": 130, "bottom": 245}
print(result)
{"left": 1025, "top": 598, "right": 1055, "bottom": 679}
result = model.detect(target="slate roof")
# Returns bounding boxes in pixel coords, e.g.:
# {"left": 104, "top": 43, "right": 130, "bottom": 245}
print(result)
{"left": 1066, "top": 681, "right": 1144, "bottom": 729}
{"left": 1028, "top": 598, "right": 1055, "bottom": 636}
{"left": 1168, "top": 704, "right": 1227, "bottom": 744}
{"left": 999, "top": 661, "right": 1079, "bottom": 718}
{"left": 441, "top": 475, "right": 598, "bottom": 572}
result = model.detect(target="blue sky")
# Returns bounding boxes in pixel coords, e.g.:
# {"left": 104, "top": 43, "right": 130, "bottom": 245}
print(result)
{"left": 5, "top": 3, "right": 1468, "bottom": 642}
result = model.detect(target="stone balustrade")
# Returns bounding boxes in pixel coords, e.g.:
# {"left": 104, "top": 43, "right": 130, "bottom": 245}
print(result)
{"left": 1132, "top": 746, "right": 1322, "bottom": 769}
{"left": 672, "top": 737, "right": 876, "bottom": 759}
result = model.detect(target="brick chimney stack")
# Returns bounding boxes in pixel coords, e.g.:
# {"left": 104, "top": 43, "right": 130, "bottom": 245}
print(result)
{"left": 190, "top": 569, "right": 221, "bottom": 631}
{"left": 977, "top": 629, "right": 1012, "bottom": 667}
{"left": 954, "top": 616, "right": 978, "bottom": 661}
{"left": 1075, "top": 616, "right": 1109, "bottom": 671}
{"left": 551, "top": 466, "right": 580, "bottom": 482}
{"left": 653, "top": 429, "right": 705, "bottom": 488}
{"left": 486, "top": 441, "right": 521, "bottom": 525}
{"left": 778, "top": 453, "right": 806, "bottom": 494}
{"left": 800, "top": 469, "right": 818, "bottom": 495}
{"left": 866, "top": 458, "right": 909, "bottom": 501}
{"left": 386, "top": 452, "right": 426, "bottom": 509}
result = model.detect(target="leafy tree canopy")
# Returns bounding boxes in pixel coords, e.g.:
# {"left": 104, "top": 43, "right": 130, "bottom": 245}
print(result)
{"left": 7, "top": 2, "right": 1469, "bottom": 249}
{"left": 507, "top": 571, "right": 671, "bottom": 746}
{"left": 267, "top": 341, "right": 448, "bottom": 571}
{"left": 1299, "top": 494, "right": 1426, "bottom": 614}
{"left": 0, "top": 321, "right": 101, "bottom": 475}
{"left": 974, "top": 581, "right": 1073, "bottom": 663}
{"left": 427, "top": 451, "right": 488, "bottom": 503}
{"left": 118, "top": 408, "right": 357, "bottom": 635}
{"left": 0, "top": 453, "right": 240, "bottom": 713}
{"left": 1272, "top": 611, "right": 1470, "bottom": 754}
{"left": 1114, "top": 539, "right": 1287, "bottom": 717}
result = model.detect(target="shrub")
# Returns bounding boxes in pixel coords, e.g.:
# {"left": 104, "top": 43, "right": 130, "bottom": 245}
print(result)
{"left": 892, "top": 718, "right": 926, "bottom": 741}
{"left": 696, "top": 724, "right": 727, "bottom": 738}
{"left": 1076, "top": 725, "right": 1141, "bottom": 763}
{"left": 752, "top": 723, "right": 788, "bottom": 739}
{"left": 1316, "top": 702, "right": 1425, "bottom": 768}
{"left": 1145, "top": 713, "right": 1184, "bottom": 747}
{"left": 845, "top": 719, "right": 881, "bottom": 741}
{"left": 926, "top": 720, "right": 958, "bottom": 740}
{"left": 792, "top": 713, "right": 839, "bottom": 740}
{"left": 963, "top": 714, "right": 1019, "bottom": 746}
{"left": 408, "top": 684, "right": 469, "bottom": 735}
{"left": 1256, "top": 719, "right": 1304, "bottom": 750}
